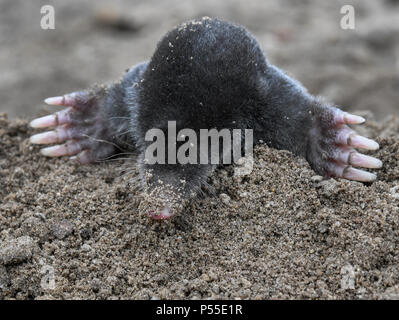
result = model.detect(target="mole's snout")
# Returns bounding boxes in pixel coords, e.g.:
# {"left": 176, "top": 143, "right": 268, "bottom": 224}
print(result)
{"left": 138, "top": 165, "right": 199, "bottom": 220}
{"left": 147, "top": 205, "right": 174, "bottom": 220}
{"left": 138, "top": 182, "right": 186, "bottom": 221}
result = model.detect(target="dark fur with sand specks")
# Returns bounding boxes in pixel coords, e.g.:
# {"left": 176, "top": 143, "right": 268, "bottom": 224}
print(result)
{"left": 131, "top": 18, "right": 321, "bottom": 196}
{"left": 136, "top": 18, "right": 315, "bottom": 151}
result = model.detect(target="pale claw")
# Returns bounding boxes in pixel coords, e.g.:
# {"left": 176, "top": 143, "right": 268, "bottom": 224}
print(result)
{"left": 347, "top": 134, "right": 379, "bottom": 150}
{"left": 30, "top": 128, "right": 71, "bottom": 145}
{"left": 348, "top": 152, "right": 382, "bottom": 169}
{"left": 336, "top": 128, "right": 380, "bottom": 150}
{"left": 342, "top": 166, "right": 376, "bottom": 182}
{"left": 332, "top": 109, "right": 366, "bottom": 125}
{"left": 40, "top": 140, "right": 83, "bottom": 157}
{"left": 328, "top": 162, "right": 376, "bottom": 182}
{"left": 44, "top": 96, "right": 68, "bottom": 106}
{"left": 343, "top": 112, "right": 365, "bottom": 125}
{"left": 334, "top": 149, "right": 383, "bottom": 169}
{"left": 29, "top": 108, "right": 72, "bottom": 128}
{"left": 44, "top": 91, "right": 90, "bottom": 108}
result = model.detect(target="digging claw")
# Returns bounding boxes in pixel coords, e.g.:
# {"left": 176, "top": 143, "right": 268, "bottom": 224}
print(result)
{"left": 40, "top": 140, "right": 83, "bottom": 157}
{"left": 309, "top": 106, "right": 382, "bottom": 182}
{"left": 342, "top": 166, "right": 376, "bottom": 182}
{"left": 343, "top": 112, "right": 365, "bottom": 125}
{"left": 44, "top": 91, "right": 91, "bottom": 108}
{"left": 347, "top": 134, "right": 379, "bottom": 150}
{"left": 30, "top": 108, "right": 72, "bottom": 128}
{"left": 30, "top": 128, "right": 71, "bottom": 145}
{"left": 44, "top": 96, "right": 67, "bottom": 106}
{"left": 332, "top": 109, "right": 366, "bottom": 125}
{"left": 348, "top": 152, "right": 382, "bottom": 169}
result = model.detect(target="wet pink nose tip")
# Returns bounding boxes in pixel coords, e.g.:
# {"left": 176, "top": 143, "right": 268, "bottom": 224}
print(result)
{"left": 148, "top": 206, "right": 174, "bottom": 220}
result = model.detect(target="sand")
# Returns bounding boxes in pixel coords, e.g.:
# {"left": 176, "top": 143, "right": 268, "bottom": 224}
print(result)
{"left": 0, "top": 112, "right": 398, "bottom": 300}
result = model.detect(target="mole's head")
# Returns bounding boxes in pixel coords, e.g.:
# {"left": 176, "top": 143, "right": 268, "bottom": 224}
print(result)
{"left": 134, "top": 18, "right": 246, "bottom": 219}
{"left": 138, "top": 162, "right": 213, "bottom": 220}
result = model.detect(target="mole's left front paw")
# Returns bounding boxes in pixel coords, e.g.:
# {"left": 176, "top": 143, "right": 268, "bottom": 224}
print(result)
{"left": 307, "top": 107, "right": 382, "bottom": 182}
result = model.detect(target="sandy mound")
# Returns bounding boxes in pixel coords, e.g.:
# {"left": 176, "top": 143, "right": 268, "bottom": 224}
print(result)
{"left": 0, "top": 112, "right": 398, "bottom": 299}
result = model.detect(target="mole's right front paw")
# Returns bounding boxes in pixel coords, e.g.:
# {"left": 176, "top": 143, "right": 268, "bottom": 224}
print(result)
{"left": 307, "top": 106, "right": 382, "bottom": 182}
{"left": 30, "top": 87, "right": 116, "bottom": 164}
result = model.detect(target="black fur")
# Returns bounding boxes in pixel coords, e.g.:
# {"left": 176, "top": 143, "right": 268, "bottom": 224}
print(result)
{"left": 102, "top": 18, "right": 333, "bottom": 204}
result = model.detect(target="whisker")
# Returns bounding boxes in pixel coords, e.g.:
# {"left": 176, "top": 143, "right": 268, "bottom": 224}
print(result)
{"left": 81, "top": 133, "right": 137, "bottom": 150}
{"left": 95, "top": 157, "right": 136, "bottom": 163}
{"left": 96, "top": 151, "right": 138, "bottom": 161}
{"left": 108, "top": 116, "right": 132, "bottom": 120}
{"left": 81, "top": 134, "right": 122, "bottom": 149}
{"left": 115, "top": 129, "right": 136, "bottom": 137}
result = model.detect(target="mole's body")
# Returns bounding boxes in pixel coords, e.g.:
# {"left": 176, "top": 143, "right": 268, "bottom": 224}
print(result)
{"left": 30, "top": 18, "right": 382, "bottom": 219}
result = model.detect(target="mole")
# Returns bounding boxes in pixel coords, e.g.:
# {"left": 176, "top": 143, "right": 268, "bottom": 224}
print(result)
{"left": 29, "top": 17, "right": 382, "bottom": 219}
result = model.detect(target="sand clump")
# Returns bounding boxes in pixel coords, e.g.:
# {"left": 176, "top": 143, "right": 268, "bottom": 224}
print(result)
{"left": 0, "top": 112, "right": 399, "bottom": 299}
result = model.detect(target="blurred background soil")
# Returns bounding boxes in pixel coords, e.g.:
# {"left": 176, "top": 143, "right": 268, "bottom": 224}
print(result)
{"left": 0, "top": 0, "right": 398, "bottom": 120}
